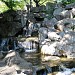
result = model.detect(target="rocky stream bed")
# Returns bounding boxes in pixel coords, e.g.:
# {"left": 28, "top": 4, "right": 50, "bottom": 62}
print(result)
{"left": 0, "top": 2, "right": 75, "bottom": 75}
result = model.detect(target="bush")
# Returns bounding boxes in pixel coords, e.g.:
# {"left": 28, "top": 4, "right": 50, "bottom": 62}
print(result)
{"left": 0, "top": 1, "right": 9, "bottom": 13}
{"left": 0, "top": 0, "right": 25, "bottom": 13}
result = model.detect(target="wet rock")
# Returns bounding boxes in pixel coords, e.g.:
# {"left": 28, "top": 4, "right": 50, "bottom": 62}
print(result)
{"left": 48, "top": 32, "right": 61, "bottom": 41}
{"left": 57, "top": 18, "right": 75, "bottom": 26}
{"left": 3, "top": 50, "right": 32, "bottom": 68}
{"left": 71, "top": 8, "right": 75, "bottom": 16}
{"left": 0, "top": 66, "right": 17, "bottom": 75}
{"left": 0, "top": 52, "right": 4, "bottom": 59}
{"left": 41, "top": 42, "right": 57, "bottom": 55}
{"left": 56, "top": 18, "right": 75, "bottom": 32}
{"left": 65, "top": 3, "right": 75, "bottom": 10}
{"left": 54, "top": 24, "right": 64, "bottom": 32}
{"left": 39, "top": 27, "right": 48, "bottom": 43}
{"left": 56, "top": 67, "right": 75, "bottom": 75}
{"left": 50, "top": 18, "right": 58, "bottom": 26}
{"left": 56, "top": 32, "right": 75, "bottom": 56}
{"left": 42, "top": 19, "right": 51, "bottom": 28}
{"left": 42, "top": 56, "right": 60, "bottom": 61}
{"left": 16, "top": 73, "right": 27, "bottom": 75}
{"left": 42, "top": 18, "right": 58, "bottom": 28}
{"left": 53, "top": 7, "right": 65, "bottom": 20}
{"left": 41, "top": 39, "right": 51, "bottom": 45}
{"left": 33, "top": 65, "right": 46, "bottom": 75}
{"left": 34, "top": 13, "right": 45, "bottom": 21}
{"left": 53, "top": 8, "right": 73, "bottom": 20}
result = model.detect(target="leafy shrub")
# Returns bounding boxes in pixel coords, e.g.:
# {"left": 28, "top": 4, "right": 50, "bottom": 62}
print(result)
{"left": 0, "top": 0, "right": 25, "bottom": 13}
{"left": 0, "top": 1, "right": 9, "bottom": 13}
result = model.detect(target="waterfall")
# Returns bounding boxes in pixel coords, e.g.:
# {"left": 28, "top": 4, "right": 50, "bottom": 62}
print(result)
{"left": 0, "top": 37, "right": 19, "bottom": 53}
{"left": 0, "top": 38, "right": 9, "bottom": 52}
{"left": 13, "top": 40, "right": 18, "bottom": 50}
{"left": 1, "top": 38, "right": 8, "bottom": 47}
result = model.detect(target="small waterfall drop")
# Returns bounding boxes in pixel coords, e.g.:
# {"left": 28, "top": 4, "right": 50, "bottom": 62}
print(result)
{"left": 0, "top": 37, "right": 19, "bottom": 53}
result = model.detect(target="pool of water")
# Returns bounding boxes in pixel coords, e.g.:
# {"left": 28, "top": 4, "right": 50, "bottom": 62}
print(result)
{"left": 20, "top": 52, "right": 75, "bottom": 75}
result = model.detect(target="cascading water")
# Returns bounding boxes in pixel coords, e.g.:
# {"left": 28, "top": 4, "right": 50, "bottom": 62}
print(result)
{"left": 0, "top": 37, "right": 19, "bottom": 53}
{"left": 0, "top": 38, "right": 9, "bottom": 52}
{"left": 18, "top": 40, "right": 39, "bottom": 53}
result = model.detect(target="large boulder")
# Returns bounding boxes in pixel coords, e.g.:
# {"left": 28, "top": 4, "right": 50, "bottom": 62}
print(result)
{"left": 71, "top": 8, "right": 75, "bottom": 15}
{"left": 41, "top": 43, "right": 56, "bottom": 55}
{"left": 57, "top": 31, "right": 75, "bottom": 57}
{"left": 48, "top": 31, "right": 62, "bottom": 41}
{"left": 0, "top": 10, "right": 26, "bottom": 37}
{"left": 0, "top": 50, "right": 32, "bottom": 75}
{"left": 53, "top": 7, "right": 65, "bottom": 20}
{"left": 65, "top": 3, "right": 75, "bottom": 9}
{"left": 42, "top": 18, "right": 58, "bottom": 28}
{"left": 39, "top": 27, "right": 48, "bottom": 43}
{"left": 57, "top": 18, "right": 75, "bottom": 25}
{"left": 3, "top": 50, "right": 32, "bottom": 68}
{"left": 53, "top": 8, "right": 73, "bottom": 20}
{"left": 56, "top": 18, "right": 75, "bottom": 32}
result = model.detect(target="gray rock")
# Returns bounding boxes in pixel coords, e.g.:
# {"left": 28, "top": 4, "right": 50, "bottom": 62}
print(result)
{"left": 54, "top": 24, "right": 64, "bottom": 32}
{"left": 0, "top": 10, "right": 27, "bottom": 37}
{"left": 53, "top": 8, "right": 73, "bottom": 20}
{"left": 3, "top": 50, "right": 32, "bottom": 68}
{"left": 41, "top": 42, "right": 58, "bottom": 55}
{"left": 48, "top": 31, "right": 62, "bottom": 41}
{"left": 65, "top": 3, "right": 75, "bottom": 9}
{"left": 72, "top": 8, "right": 75, "bottom": 15}
{"left": 42, "top": 56, "right": 60, "bottom": 61}
{"left": 39, "top": 27, "right": 48, "bottom": 43}
{"left": 0, "top": 52, "right": 3, "bottom": 59}
{"left": 56, "top": 31, "right": 75, "bottom": 56}
{"left": 50, "top": 18, "right": 58, "bottom": 26}
{"left": 57, "top": 18, "right": 75, "bottom": 32}
{"left": 53, "top": 7, "right": 65, "bottom": 20}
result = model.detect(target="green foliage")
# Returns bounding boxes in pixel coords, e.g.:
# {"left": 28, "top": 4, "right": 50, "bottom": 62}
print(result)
{"left": 0, "top": 0, "right": 25, "bottom": 13}
{"left": 2, "top": 0, "right": 25, "bottom": 10}
{"left": 24, "top": 0, "right": 30, "bottom": 5}
{"left": 0, "top": 1, "right": 9, "bottom": 13}
{"left": 39, "top": 0, "right": 55, "bottom": 5}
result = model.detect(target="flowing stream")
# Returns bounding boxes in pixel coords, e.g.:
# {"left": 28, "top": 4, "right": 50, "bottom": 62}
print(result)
{"left": 20, "top": 50, "right": 75, "bottom": 75}
{"left": 0, "top": 37, "right": 75, "bottom": 75}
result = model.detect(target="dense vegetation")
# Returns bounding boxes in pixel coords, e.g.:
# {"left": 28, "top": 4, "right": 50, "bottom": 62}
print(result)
{"left": 0, "top": 0, "right": 75, "bottom": 13}
{"left": 0, "top": 0, "right": 25, "bottom": 13}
